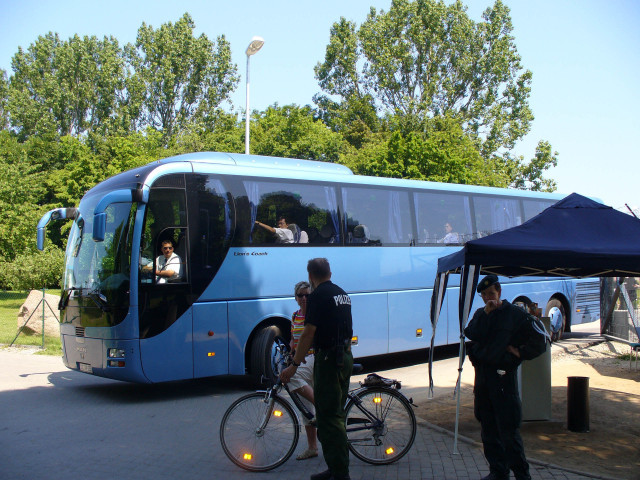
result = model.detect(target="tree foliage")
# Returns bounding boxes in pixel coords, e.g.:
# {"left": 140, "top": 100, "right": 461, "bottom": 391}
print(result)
{"left": 315, "top": 0, "right": 555, "bottom": 188}
{"left": 125, "top": 13, "right": 239, "bottom": 142}
{"left": 316, "top": 0, "right": 533, "bottom": 153}
{"left": 8, "top": 33, "right": 125, "bottom": 139}
{"left": 0, "top": 7, "right": 560, "bottom": 289}
{"left": 0, "top": 69, "right": 8, "bottom": 130}
{"left": 251, "top": 104, "right": 345, "bottom": 161}
{"left": 341, "top": 116, "right": 508, "bottom": 186}
{"left": 0, "top": 247, "right": 64, "bottom": 290}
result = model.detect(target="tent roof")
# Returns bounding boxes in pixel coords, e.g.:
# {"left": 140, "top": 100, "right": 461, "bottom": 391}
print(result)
{"left": 438, "top": 193, "right": 640, "bottom": 278}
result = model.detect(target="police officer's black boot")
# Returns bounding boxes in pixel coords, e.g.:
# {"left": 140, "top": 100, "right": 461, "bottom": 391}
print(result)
{"left": 310, "top": 470, "right": 332, "bottom": 480}
{"left": 481, "top": 473, "right": 509, "bottom": 480}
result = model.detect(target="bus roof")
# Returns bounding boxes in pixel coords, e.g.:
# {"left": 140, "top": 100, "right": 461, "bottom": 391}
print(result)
{"left": 86, "top": 151, "right": 566, "bottom": 202}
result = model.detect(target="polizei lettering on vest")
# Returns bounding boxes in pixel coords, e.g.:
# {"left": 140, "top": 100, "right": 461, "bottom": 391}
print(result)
{"left": 333, "top": 294, "right": 351, "bottom": 306}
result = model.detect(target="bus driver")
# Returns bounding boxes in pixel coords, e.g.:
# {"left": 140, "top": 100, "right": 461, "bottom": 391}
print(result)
{"left": 142, "top": 239, "right": 182, "bottom": 284}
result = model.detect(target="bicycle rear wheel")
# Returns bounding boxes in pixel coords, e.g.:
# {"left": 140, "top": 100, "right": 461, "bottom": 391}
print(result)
{"left": 345, "top": 387, "right": 416, "bottom": 465}
{"left": 220, "top": 392, "right": 300, "bottom": 471}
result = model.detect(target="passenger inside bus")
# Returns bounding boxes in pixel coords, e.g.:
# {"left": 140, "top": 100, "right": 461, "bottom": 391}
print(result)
{"left": 255, "top": 216, "right": 294, "bottom": 243}
{"left": 350, "top": 224, "right": 370, "bottom": 244}
{"left": 437, "top": 222, "right": 460, "bottom": 244}
{"left": 255, "top": 216, "right": 311, "bottom": 244}
{"left": 318, "top": 224, "right": 338, "bottom": 244}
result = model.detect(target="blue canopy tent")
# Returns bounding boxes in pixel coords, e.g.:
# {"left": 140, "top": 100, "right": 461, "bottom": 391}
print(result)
{"left": 428, "top": 193, "right": 640, "bottom": 451}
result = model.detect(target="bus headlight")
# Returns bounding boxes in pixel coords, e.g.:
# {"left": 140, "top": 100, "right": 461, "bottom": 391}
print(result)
{"left": 108, "top": 348, "right": 126, "bottom": 358}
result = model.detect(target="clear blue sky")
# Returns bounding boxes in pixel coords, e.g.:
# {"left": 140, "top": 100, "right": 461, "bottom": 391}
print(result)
{"left": 1, "top": 0, "right": 638, "bottom": 211}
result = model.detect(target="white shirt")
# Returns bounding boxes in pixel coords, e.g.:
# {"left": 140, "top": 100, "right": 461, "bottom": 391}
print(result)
{"left": 154, "top": 253, "right": 182, "bottom": 283}
{"left": 274, "top": 227, "right": 294, "bottom": 244}
{"left": 438, "top": 232, "right": 460, "bottom": 244}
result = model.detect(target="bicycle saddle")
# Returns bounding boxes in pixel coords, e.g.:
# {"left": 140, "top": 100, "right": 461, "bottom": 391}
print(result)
{"left": 361, "top": 372, "right": 400, "bottom": 389}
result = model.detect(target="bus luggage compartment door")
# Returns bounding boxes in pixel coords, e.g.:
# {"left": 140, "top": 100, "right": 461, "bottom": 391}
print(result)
{"left": 350, "top": 292, "right": 388, "bottom": 357}
{"left": 192, "top": 302, "right": 229, "bottom": 378}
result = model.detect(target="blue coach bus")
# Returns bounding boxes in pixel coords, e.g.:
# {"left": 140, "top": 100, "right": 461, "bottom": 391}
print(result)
{"left": 37, "top": 152, "right": 599, "bottom": 383}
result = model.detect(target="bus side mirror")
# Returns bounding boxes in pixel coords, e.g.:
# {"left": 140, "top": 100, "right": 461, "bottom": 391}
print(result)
{"left": 93, "top": 213, "right": 107, "bottom": 242}
{"left": 37, "top": 211, "right": 53, "bottom": 251}
{"left": 36, "top": 207, "right": 79, "bottom": 250}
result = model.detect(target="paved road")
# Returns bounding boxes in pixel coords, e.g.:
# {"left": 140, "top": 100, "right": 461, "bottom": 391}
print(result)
{"left": 0, "top": 322, "right": 606, "bottom": 480}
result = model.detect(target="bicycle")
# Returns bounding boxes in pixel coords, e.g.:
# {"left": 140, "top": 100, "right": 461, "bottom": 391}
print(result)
{"left": 219, "top": 339, "right": 417, "bottom": 472}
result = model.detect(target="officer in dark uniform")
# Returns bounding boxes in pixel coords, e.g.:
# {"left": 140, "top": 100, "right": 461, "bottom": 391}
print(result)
{"left": 280, "top": 258, "right": 353, "bottom": 480}
{"left": 464, "top": 275, "right": 547, "bottom": 480}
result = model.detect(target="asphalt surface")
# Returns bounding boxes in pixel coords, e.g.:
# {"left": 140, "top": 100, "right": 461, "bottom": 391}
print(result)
{"left": 0, "top": 321, "right": 610, "bottom": 480}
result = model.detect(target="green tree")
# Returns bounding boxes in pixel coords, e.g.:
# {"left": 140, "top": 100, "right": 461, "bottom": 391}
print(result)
{"left": 0, "top": 132, "right": 48, "bottom": 261}
{"left": 316, "top": 0, "right": 556, "bottom": 189}
{"left": 342, "top": 115, "right": 508, "bottom": 186}
{"left": 0, "top": 69, "right": 8, "bottom": 130}
{"left": 250, "top": 104, "right": 345, "bottom": 161}
{"left": 0, "top": 246, "right": 64, "bottom": 290}
{"left": 8, "top": 33, "right": 125, "bottom": 139}
{"left": 507, "top": 140, "right": 558, "bottom": 192}
{"left": 318, "top": 0, "right": 532, "bottom": 150}
{"left": 314, "top": 18, "right": 381, "bottom": 149}
{"left": 125, "top": 13, "right": 239, "bottom": 142}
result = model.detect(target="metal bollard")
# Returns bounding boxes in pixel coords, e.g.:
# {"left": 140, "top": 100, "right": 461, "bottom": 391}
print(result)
{"left": 567, "top": 376, "right": 589, "bottom": 432}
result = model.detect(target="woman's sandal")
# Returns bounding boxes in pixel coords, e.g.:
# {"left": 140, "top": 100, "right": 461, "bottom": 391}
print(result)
{"left": 296, "top": 448, "right": 319, "bottom": 460}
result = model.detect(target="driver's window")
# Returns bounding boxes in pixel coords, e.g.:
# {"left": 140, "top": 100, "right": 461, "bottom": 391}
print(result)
{"left": 140, "top": 184, "right": 188, "bottom": 285}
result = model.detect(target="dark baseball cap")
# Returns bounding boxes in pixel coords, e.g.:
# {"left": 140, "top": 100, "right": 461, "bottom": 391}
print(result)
{"left": 477, "top": 274, "right": 499, "bottom": 293}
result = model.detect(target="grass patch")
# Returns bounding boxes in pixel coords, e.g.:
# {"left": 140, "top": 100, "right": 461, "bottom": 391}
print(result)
{"left": 617, "top": 352, "right": 639, "bottom": 362}
{"left": 0, "top": 290, "right": 62, "bottom": 356}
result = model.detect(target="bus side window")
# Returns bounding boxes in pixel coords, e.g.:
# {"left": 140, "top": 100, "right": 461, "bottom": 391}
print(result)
{"left": 473, "top": 196, "right": 522, "bottom": 237}
{"left": 413, "top": 191, "right": 472, "bottom": 244}
{"left": 342, "top": 186, "right": 411, "bottom": 245}
{"left": 240, "top": 180, "right": 340, "bottom": 247}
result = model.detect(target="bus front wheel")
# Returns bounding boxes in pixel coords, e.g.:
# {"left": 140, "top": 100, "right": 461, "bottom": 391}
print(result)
{"left": 250, "top": 325, "right": 284, "bottom": 383}
{"left": 545, "top": 299, "right": 566, "bottom": 342}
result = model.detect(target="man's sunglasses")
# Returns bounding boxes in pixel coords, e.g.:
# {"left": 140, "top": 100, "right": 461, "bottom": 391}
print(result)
{"left": 296, "top": 293, "right": 309, "bottom": 298}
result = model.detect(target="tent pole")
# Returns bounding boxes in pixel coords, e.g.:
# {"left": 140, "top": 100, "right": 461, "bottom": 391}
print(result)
{"left": 453, "top": 335, "right": 465, "bottom": 455}
{"left": 601, "top": 281, "right": 622, "bottom": 334}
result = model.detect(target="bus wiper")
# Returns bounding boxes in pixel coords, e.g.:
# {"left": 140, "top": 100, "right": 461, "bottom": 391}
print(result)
{"left": 58, "top": 287, "right": 82, "bottom": 311}
{"left": 88, "top": 291, "right": 110, "bottom": 313}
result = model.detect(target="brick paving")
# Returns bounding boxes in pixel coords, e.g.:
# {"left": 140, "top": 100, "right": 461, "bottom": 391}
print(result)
{"left": 0, "top": 344, "right": 612, "bottom": 480}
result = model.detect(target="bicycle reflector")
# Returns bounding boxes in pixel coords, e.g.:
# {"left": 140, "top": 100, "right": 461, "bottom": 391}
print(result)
{"left": 386, "top": 447, "right": 394, "bottom": 455}
{"left": 273, "top": 410, "right": 283, "bottom": 417}
{"left": 243, "top": 453, "right": 252, "bottom": 460}
{"left": 373, "top": 396, "right": 382, "bottom": 404}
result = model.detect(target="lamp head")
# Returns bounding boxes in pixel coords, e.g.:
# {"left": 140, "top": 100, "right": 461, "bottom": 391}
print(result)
{"left": 246, "top": 36, "right": 264, "bottom": 56}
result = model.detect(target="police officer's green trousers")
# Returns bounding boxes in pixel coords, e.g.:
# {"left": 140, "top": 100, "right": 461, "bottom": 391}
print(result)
{"left": 313, "top": 348, "right": 353, "bottom": 476}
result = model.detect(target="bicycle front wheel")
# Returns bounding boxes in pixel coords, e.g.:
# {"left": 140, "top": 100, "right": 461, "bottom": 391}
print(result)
{"left": 345, "top": 387, "right": 416, "bottom": 465}
{"left": 219, "top": 392, "right": 300, "bottom": 471}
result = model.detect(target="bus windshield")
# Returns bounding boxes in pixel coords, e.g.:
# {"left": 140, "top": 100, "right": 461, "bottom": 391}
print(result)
{"left": 64, "top": 199, "right": 136, "bottom": 307}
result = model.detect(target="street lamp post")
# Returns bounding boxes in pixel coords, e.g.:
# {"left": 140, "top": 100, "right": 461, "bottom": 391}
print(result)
{"left": 245, "top": 36, "right": 264, "bottom": 155}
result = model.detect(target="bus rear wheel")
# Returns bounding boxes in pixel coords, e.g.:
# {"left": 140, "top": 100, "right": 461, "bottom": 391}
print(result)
{"left": 545, "top": 299, "right": 566, "bottom": 342}
{"left": 250, "top": 325, "right": 285, "bottom": 383}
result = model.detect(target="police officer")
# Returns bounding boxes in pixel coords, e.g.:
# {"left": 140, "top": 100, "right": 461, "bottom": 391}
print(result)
{"left": 280, "top": 258, "right": 353, "bottom": 480}
{"left": 464, "top": 275, "right": 547, "bottom": 480}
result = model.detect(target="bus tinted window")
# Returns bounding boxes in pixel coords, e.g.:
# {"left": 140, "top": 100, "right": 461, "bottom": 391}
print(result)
{"left": 241, "top": 180, "right": 340, "bottom": 245}
{"left": 414, "top": 191, "right": 472, "bottom": 244}
{"left": 523, "top": 199, "right": 555, "bottom": 221}
{"left": 473, "top": 196, "right": 522, "bottom": 237}
{"left": 342, "top": 186, "right": 412, "bottom": 245}
{"left": 189, "top": 174, "right": 233, "bottom": 290}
